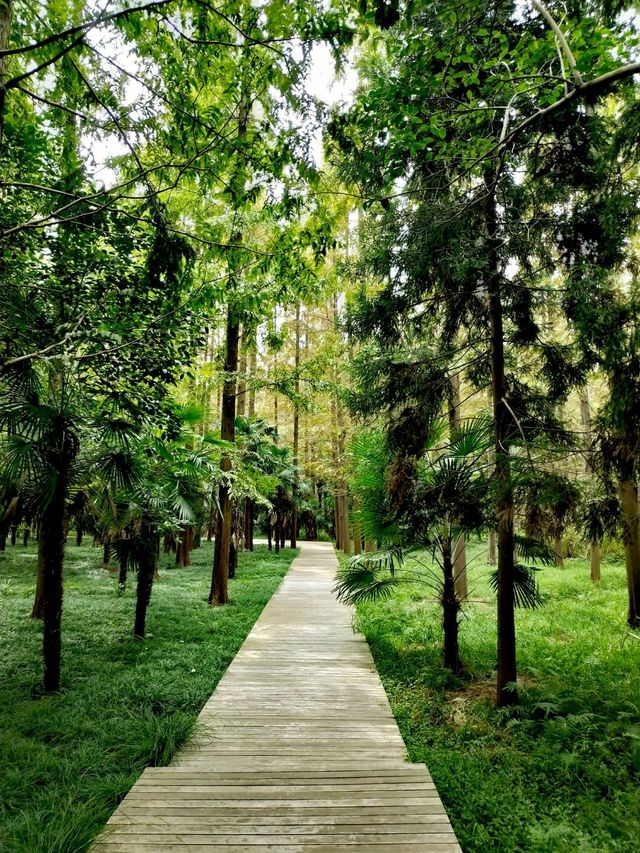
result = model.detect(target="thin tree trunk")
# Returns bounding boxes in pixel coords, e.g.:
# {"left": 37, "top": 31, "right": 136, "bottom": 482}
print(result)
{"left": 209, "top": 310, "right": 240, "bottom": 605}
{"left": 442, "top": 538, "right": 462, "bottom": 675}
{"left": 291, "top": 304, "right": 301, "bottom": 548}
{"left": 237, "top": 328, "right": 247, "bottom": 418}
{"left": 448, "top": 373, "right": 468, "bottom": 599}
{"left": 10, "top": 525, "right": 17, "bottom": 546}
{"left": 580, "top": 387, "right": 593, "bottom": 473}
{"left": 248, "top": 337, "right": 257, "bottom": 419}
{"left": 0, "top": 0, "right": 14, "bottom": 147}
{"left": 618, "top": 473, "right": 640, "bottom": 627}
{"left": 119, "top": 542, "right": 128, "bottom": 593}
{"left": 103, "top": 542, "right": 111, "bottom": 565}
{"left": 486, "top": 181, "right": 517, "bottom": 707}
{"left": 554, "top": 533, "right": 564, "bottom": 567}
{"left": 134, "top": 523, "right": 156, "bottom": 638}
{"left": 75, "top": 526, "right": 83, "bottom": 546}
{"left": 590, "top": 540, "right": 601, "bottom": 582}
{"left": 209, "top": 96, "right": 247, "bottom": 604}
{"left": 42, "top": 453, "right": 67, "bottom": 693}
{"left": 488, "top": 529, "right": 496, "bottom": 564}
{"left": 23, "top": 526, "right": 30, "bottom": 547}
{"left": 32, "top": 539, "right": 46, "bottom": 619}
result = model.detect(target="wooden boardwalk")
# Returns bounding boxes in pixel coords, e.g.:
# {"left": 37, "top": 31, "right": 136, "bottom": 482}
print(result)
{"left": 95, "top": 541, "right": 461, "bottom": 852}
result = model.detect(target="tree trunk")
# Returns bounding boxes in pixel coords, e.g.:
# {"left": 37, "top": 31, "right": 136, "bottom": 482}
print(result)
{"left": 0, "top": 0, "right": 14, "bottom": 146}
{"left": 10, "top": 525, "right": 17, "bottom": 546}
{"left": 244, "top": 498, "right": 254, "bottom": 551}
{"left": 291, "top": 304, "right": 301, "bottom": 548}
{"left": 237, "top": 328, "right": 247, "bottom": 418}
{"left": 580, "top": 387, "right": 593, "bottom": 473}
{"left": 248, "top": 338, "right": 257, "bottom": 419}
{"left": 554, "top": 533, "right": 564, "bottom": 567}
{"left": 448, "top": 373, "right": 468, "bottom": 599}
{"left": 442, "top": 538, "right": 462, "bottom": 675}
{"left": 119, "top": 542, "right": 129, "bottom": 592}
{"left": 133, "top": 523, "right": 156, "bottom": 639}
{"left": 618, "top": 474, "right": 640, "bottom": 627}
{"left": 32, "top": 539, "right": 46, "bottom": 619}
{"left": 209, "top": 309, "right": 240, "bottom": 606}
{"left": 590, "top": 540, "right": 601, "bottom": 582}
{"left": 488, "top": 529, "right": 496, "bottom": 564}
{"left": 23, "top": 526, "right": 30, "bottom": 547}
{"left": 75, "top": 526, "right": 83, "bottom": 546}
{"left": 453, "top": 536, "right": 467, "bottom": 600}
{"left": 176, "top": 527, "right": 191, "bottom": 567}
{"left": 486, "top": 181, "right": 518, "bottom": 707}
{"left": 103, "top": 542, "right": 111, "bottom": 565}
{"left": 41, "top": 456, "right": 67, "bottom": 693}
{"left": 209, "top": 98, "right": 247, "bottom": 605}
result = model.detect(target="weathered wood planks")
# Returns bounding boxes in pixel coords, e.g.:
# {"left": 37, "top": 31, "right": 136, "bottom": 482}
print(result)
{"left": 93, "top": 542, "right": 461, "bottom": 852}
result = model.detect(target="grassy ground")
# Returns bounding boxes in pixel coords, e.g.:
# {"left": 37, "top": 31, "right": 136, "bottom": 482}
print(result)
{"left": 0, "top": 538, "right": 296, "bottom": 853}
{"left": 350, "top": 542, "right": 640, "bottom": 853}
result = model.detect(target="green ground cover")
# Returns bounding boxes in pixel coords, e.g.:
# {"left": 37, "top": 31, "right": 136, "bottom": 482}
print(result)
{"left": 352, "top": 542, "right": 640, "bottom": 853}
{"left": 0, "top": 540, "right": 295, "bottom": 853}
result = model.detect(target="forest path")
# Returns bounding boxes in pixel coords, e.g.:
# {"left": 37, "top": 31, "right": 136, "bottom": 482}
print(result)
{"left": 94, "top": 541, "right": 461, "bottom": 852}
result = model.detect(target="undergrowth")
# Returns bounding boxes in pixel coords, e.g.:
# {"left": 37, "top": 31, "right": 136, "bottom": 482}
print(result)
{"left": 351, "top": 542, "right": 640, "bottom": 853}
{"left": 0, "top": 539, "right": 294, "bottom": 852}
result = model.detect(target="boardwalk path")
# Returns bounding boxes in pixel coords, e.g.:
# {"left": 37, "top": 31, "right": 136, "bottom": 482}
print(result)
{"left": 95, "top": 542, "right": 461, "bottom": 852}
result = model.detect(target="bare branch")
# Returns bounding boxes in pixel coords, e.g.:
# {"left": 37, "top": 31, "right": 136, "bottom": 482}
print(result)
{"left": 0, "top": 1, "right": 177, "bottom": 58}
{"left": 532, "top": 0, "right": 583, "bottom": 88}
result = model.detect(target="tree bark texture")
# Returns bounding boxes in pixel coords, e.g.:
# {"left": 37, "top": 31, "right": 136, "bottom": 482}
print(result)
{"left": 618, "top": 474, "right": 640, "bottom": 627}
{"left": 209, "top": 311, "right": 240, "bottom": 605}
{"left": 291, "top": 305, "right": 301, "bottom": 548}
{"left": 442, "top": 538, "right": 462, "bottom": 674}
{"left": 448, "top": 373, "right": 468, "bottom": 600}
{"left": 486, "top": 182, "right": 518, "bottom": 707}
{"left": 134, "top": 523, "right": 157, "bottom": 638}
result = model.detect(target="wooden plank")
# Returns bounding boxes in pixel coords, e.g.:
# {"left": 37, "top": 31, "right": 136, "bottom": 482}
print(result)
{"left": 92, "top": 541, "right": 461, "bottom": 852}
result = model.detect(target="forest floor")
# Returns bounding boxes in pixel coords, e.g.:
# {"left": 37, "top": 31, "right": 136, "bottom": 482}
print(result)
{"left": 351, "top": 542, "right": 640, "bottom": 853}
{"left": 0, "top": 539, "right": 295, "bottom": 853}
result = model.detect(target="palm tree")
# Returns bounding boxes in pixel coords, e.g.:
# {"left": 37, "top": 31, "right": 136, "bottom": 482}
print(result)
{"left": 336, "top": 418, "right": 549, "bottom": 677}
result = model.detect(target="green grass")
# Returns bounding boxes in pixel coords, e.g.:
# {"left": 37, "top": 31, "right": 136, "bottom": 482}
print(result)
{"left": 351, "top": 542, "right": 640, "bottom": 853}
{"left": 0, "top": 539, "right": 296, "bottom": 853}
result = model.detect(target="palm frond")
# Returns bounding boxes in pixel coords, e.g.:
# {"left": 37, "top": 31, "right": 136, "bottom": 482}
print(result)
{"left": 513, "top": 534, "right": 556, "bottom": 566}
{"left": 488, "top": 563, "right": 545, "bottom": 609}
{"left": 333, "top": 559, "right": 400, "bottom": 605}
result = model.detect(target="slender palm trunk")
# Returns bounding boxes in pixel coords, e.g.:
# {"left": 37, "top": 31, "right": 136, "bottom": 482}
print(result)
{"left": 134, "top": 524, "right": 156, "bottom": 638}
{"left": 442, "top": 537, "right": 462, "bottom": 674}
{"left": 42, "top": 454, "right": 67, "bottom": 693}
